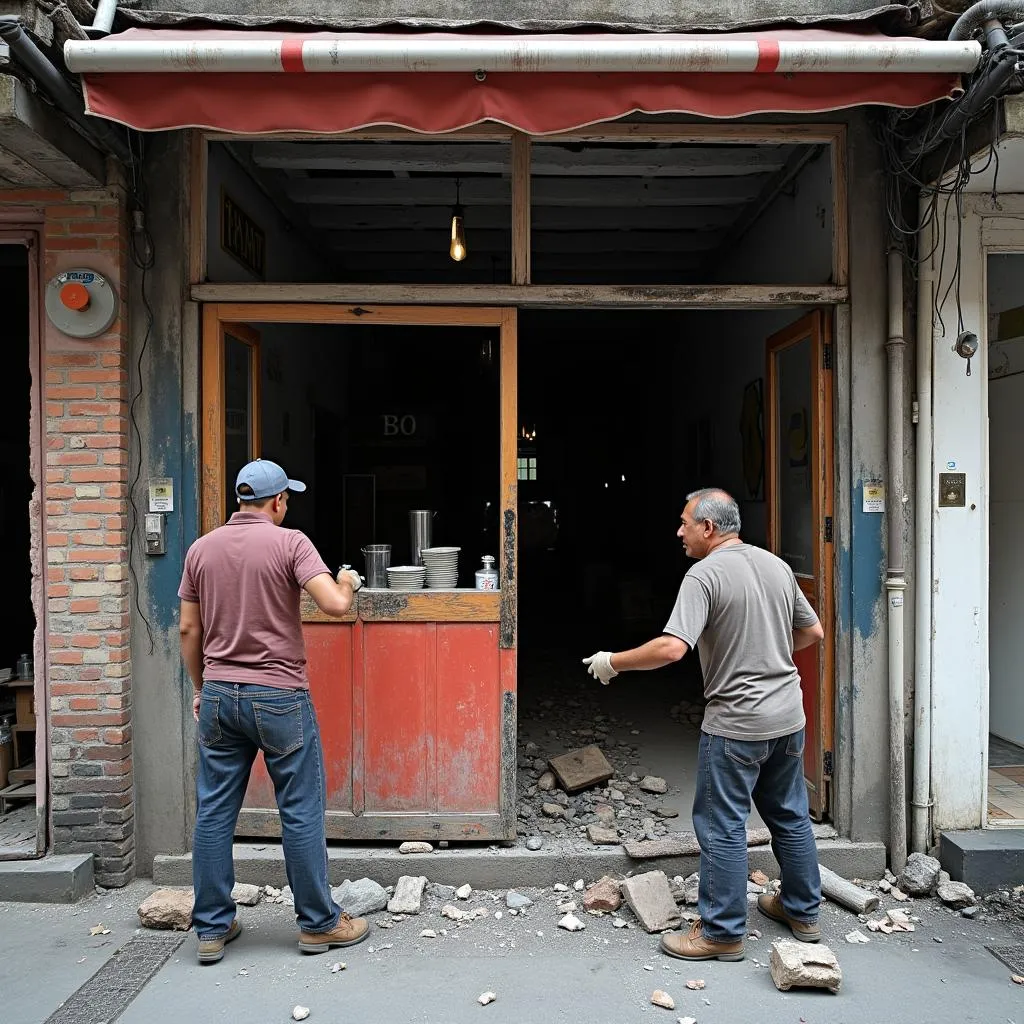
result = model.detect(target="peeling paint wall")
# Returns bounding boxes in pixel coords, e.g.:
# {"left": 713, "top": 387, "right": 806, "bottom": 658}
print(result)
{"left": 128, "top": 134, "right": 197, "bottom": 874}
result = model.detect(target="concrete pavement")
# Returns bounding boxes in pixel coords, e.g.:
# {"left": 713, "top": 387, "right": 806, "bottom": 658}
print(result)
{"left": 3, "top": 879, "right": 1023, "bottom": 1024}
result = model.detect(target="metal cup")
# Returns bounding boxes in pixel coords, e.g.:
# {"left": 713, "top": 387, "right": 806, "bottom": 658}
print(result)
{"left": 409, "top": 510, "right": 435, "bottom": 567}
{"left": 361, "top": 544, "right": 391, "bottom": 589}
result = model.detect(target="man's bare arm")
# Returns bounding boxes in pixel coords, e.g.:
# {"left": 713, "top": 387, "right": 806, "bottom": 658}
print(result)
{"left": 612, "top": 635, "right": 690, "bottom": 672}
{"left": 304, "top": 572, "right": 356, "bottom": 618}
{"left": 793, "top": 621, "right": 824, "bottom": 652}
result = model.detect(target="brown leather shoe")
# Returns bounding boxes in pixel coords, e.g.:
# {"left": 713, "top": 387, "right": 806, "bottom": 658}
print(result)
{"left": 757, "top": 892, "right": 821, "bottom": 942}
{"left": 297, "top": 912, "right": 370, "bottom": 954}
{"left": 660, "top": 919, "right": 745, "bottom": 961}
{"left": 197, "top": 919, "right": 242, "bottom": 964}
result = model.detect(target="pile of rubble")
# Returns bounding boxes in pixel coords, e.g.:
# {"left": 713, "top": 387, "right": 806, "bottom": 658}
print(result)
{"left": 515, "top": 689, "right": 706, "bottom": 849}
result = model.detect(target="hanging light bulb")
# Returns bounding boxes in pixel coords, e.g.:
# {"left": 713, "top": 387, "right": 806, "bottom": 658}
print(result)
{"left": 450, "top": 177, "right": 467, "bottom": 262}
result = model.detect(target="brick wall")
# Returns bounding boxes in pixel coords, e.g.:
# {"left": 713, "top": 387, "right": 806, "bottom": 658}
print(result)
{"left": 2, "top": 186, "right": 133, "bottom": 886}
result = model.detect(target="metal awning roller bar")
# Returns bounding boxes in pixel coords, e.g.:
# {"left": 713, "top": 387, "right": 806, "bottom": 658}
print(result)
{"left": 64, "top": 34, "right": 982, "bottom": 75}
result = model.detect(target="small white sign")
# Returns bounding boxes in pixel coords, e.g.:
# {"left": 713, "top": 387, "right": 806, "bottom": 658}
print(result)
{"left": 863, "top": 482, "right": 885, "bottom": 513}
{"left": 148, "top": 477, "right": 174, "bottom": 513}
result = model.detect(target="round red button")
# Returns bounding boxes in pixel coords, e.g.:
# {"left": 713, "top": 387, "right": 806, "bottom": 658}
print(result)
{"left": 59, "top": 282, "right": 90, "bottom": 311}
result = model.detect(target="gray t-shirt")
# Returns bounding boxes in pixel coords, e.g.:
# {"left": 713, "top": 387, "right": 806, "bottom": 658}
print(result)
{"left": 663, "top": 542, "right": 819, "bottom": 741}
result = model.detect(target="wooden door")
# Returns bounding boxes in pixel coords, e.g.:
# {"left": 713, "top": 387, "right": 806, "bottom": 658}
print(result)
{"left": 200, "top": 315, "right": 261, "bottom": 533}
{"left": 199, "top": 304, "right": 518, "bottom": 841}
{"left": 766, "top": 311, "right": 834, "bottom": 819}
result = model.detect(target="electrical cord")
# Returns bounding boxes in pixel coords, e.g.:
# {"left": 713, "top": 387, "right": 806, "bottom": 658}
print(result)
{"left": 125, "top": 132, "right": 156, "bottom": 655}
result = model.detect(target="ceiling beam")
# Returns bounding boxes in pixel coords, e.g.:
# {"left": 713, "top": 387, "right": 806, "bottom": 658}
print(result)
{"left": 253, "top": 142, "right": 789, "bottom": 178}
{"left": 308, "top": 205, "right": 739, "bottom": 232}
{"left": 288, "top": 176, "right": 763, "bottom": 207}
{"left": 324, "top": 230, "right": 720, "bottom": 254}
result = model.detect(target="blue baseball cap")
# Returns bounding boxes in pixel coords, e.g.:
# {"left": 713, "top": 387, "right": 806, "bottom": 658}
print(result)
{"left": 234, "top": 459, "right": 306, "bottom": 500}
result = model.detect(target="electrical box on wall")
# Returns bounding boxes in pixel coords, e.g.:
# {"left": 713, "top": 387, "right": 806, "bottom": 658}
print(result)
{"left": 45, "top": 268, "right": 119, "bottom": 339}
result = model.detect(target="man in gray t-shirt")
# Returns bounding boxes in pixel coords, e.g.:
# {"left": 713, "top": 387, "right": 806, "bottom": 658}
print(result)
{"left": 583, "top": 488, "right": 824, "bottom": 963}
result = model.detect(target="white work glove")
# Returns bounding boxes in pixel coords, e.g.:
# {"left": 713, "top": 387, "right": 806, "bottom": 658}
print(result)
{"left": 337, "top": 566, "right": 363, "bottom": 592}
{"left": 583, "top": 651, "right": 618, "bottom": 685}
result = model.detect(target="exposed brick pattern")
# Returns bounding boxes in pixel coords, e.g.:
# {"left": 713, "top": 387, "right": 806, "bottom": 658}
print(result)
{"left": 3, "top": 187, "right": 134, "bottom": 886}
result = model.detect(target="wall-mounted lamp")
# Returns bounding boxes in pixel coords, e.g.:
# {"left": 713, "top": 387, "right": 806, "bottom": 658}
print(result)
{"left": 450, "top": 178, "right": 467, "bottom": 263}
{"left": 953, "top": 330, "right": 979, "bottom": 376}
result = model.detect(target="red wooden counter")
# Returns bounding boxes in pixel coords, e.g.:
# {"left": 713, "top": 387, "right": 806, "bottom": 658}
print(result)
{"left": 237, "top": 588, "right": 517, "bottom": 842}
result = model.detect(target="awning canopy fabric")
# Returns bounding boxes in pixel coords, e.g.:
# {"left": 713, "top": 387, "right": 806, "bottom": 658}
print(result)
{"left": 76, "top": 28, "right": 968, "bottom": 136}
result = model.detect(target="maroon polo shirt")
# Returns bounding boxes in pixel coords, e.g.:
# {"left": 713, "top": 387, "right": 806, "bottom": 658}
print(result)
{"left": 178, "top": 511, "right": 331, "bottom": 690}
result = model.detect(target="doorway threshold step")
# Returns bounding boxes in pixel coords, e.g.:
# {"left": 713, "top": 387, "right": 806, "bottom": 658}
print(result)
{"left": 153, "top": 838, "right": 885, "bottom": 891}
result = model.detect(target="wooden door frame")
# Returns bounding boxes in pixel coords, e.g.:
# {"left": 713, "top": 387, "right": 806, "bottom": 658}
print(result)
{"left": 765, "top": 309, "right": 835, "bottom": 815}
{"left": 200, "top": 314, "right": 262, "bottom": 533}
{"left": 201, "top": 303, "right": 519, "bottom": 839}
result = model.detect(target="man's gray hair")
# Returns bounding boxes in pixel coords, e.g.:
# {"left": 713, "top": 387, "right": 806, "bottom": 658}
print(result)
{"left": 686, "top": 488, "right": 742, "bottom": 535}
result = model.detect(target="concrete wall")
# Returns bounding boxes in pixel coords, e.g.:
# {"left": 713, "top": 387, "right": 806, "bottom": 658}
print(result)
{"left": 128, "top": 134, "right": 198, "bottom": 873}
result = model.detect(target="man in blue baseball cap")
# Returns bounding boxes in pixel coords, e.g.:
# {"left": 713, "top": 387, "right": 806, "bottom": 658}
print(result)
{"left": 178, "top": 458, "right": 368, "bottom": 964}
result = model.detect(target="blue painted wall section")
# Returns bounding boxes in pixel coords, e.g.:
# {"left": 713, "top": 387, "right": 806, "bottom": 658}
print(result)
{"left": 851, "top": 479, "right": 884, "bottom": 642}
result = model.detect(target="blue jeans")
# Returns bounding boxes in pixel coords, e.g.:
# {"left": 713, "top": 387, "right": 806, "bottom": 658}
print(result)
{"left": 692, "top": 729, "right": 821, "bottom": 943}
{"left": 192, "top": 682, "right": 341, "bottom": 940}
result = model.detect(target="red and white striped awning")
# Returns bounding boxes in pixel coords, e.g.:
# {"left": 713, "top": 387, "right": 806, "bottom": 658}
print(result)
{"left": 67, "top": 28, "right": 974, "bottom": 135}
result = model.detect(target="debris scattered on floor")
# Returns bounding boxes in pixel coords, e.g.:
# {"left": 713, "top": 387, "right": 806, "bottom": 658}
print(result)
{"left": 650, "top": 989, "right": 675, "bottom": 1009}
{"left": 558, "top": 912, "right": 586, "bottom": 931}
{"left": 677, "top": 1017, "right": 698, "bottom": 1024}
{"left": 419, "top": 928, "right": 437, "bottom": 938}
{"left": 639, "top": 776, "right": 668, "bottom": 794}
{"left": 332, "top": 878, "right": 389, "bottom": 917}
{"left": 899, "top": 852, "right": 941, "bottom": 897}
{"left": 478, "top": 991, "right": 496, "bottom": 1005}
{"left": 769, "top": 939, "right": 842, "bottom": 993}
{"left": 137, "top": 888, "right": 193, "bottom": 931}
{"left": 329, "top": 962, "right": 346, "bottom": 972}
{"left": 845, "top": 929, "right": 870, "bottom": 943}
{"left": 1011, "top": 975, "right": 1024, "bottom": 985}
{"left": 750, "top": 869, "right": 769, "bottom": 886}
{"left": 583, "top": 876, "right": 623, "bottom": 913}
{"left": 936, "top": 881, "right": 976, "bottom": 909}
{"left": 398, "top": 841, "right": 433, "bottom": 854}
{"left": 456, "top": 884, "right": 473, "bottom": 900}
{"left": 525, "top": 837, "right": 544, "bottom": 851}
{"left": 291, "top": 1006, "right": 310, "bottom": 1021}
{"left": 231, "top": 883, "right": 261, "bottom": 906}
{"left": 620, "top": 871, "right": 681, "bottom": 933}
{"left": 548, "top": 744, "right": 615, "bottom": 792}
{"left": 685, "top": 979, "right": 705, "bottom": 991}
{"left": 388, "top": 876, "right": 427, "bottom": 915}
{"left": 506, "top": 891, "right": 532, "bottom": 909}
{"left": 89, "top": 924, "right": 111, "bottom": 936}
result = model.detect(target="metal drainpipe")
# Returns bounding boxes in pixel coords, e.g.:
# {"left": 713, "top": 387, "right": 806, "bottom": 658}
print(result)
{"left": 0, "top": 17, "right": 130, "bottom": 164}
{"left": 90, "top": 0, "right": 118, "bottom": 37}
{"left": 911, "top": 199, "right": 935, "bottom": 855}
{"left": 887, "top": 246, "right": 909, "bottom": 876}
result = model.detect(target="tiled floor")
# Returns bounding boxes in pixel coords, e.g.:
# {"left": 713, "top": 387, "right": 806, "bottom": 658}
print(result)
{"left": 988, "top": 764, "right": 1024, "bottom": 822}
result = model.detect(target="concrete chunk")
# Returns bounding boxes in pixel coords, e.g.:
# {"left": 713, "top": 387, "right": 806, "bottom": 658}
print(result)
{"left": 548, "top": 745, "right": 614, "bottom": 793}
{"left": 624, "top": 837, "right": 701, "bottom": 859}
{"left": 138, "top": 888, "right": 193, "bottom": 931}
{"left": 619, "top": 870, "right": 681, "bottom": 933}
{"left": 583, "top": 875, "right": 623, "bottom": 913}
{"left": 587, "top": 824, "right": 620, "bottom": 846}
{"left": 899, "top": 851, "right": 941, "bottom": 896}
{"left": 231, "top": 883, "right": 261, "bottom": 906}
{"left": 332, "top": 878, "right": 388, "bottom": 916}
{"left": 387, "top": 875, "right": 427, "bottom": 915}
{"left": 769, "top": 939, "right": 842, "bottom": 993}
{"left": 638, "top": 776, "right": 668, "bottom": 794}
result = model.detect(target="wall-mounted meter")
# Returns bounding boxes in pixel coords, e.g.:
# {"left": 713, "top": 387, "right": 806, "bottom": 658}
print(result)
{"left": 45, "top": 268, "right": 119, "bottom": 339}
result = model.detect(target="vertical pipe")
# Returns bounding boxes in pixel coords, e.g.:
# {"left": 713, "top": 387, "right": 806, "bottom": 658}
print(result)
{"left": 92, "top": 0, "right": 119, "bottom": 35}
{"left": 886, "top": 247, "right": 908, "bottom": 876}
{"left": 912, "top": 199, "right": 935, "bottom": 854}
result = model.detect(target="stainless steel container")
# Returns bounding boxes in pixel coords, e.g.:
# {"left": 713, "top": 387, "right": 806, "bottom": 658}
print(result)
{"left": 409, "top": 510, "right": 435, "bottom": 567}
{"left": 361, "top": 544, "right": 391, "bottom": 589}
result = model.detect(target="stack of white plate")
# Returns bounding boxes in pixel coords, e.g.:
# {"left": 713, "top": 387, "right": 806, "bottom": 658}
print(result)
{"left": 421, "top": 546, "right": 460, "bottom": 588}
{"left": 386, "top": 565, "right": 427, "bottom": 591}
